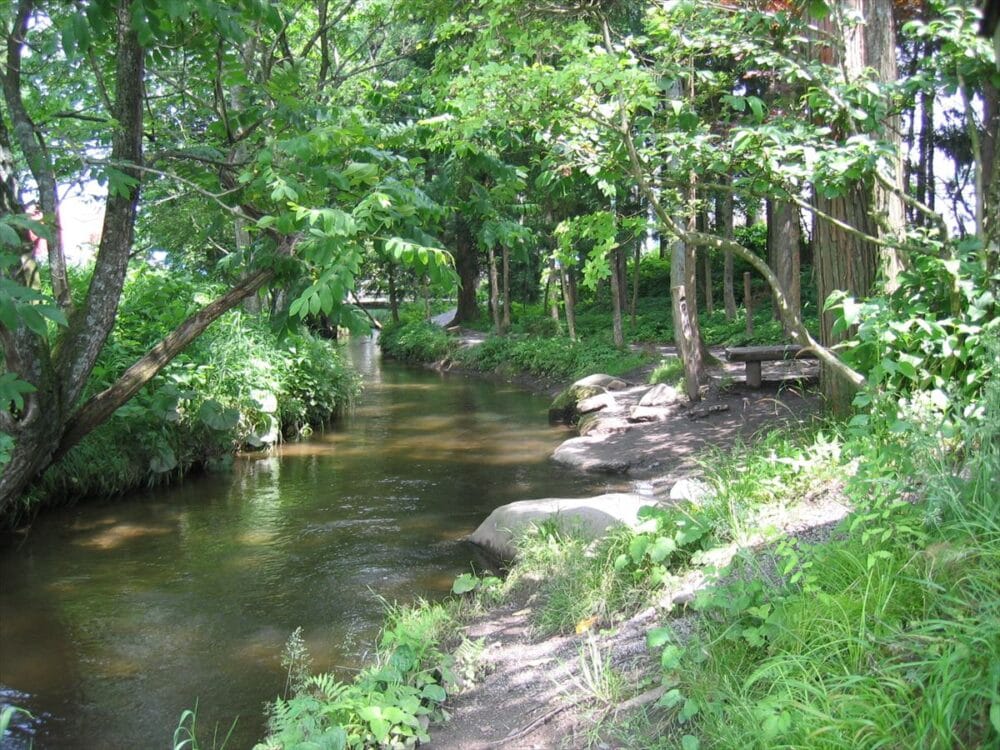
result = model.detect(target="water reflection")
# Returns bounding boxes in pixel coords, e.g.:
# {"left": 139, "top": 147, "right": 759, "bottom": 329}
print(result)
{"left": 0, "top": 336, "right": 623, "bottom": 748}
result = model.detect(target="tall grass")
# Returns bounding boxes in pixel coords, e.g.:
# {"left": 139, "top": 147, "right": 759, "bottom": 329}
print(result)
{"left": 653, "top": 364, "right": 1000, "bottom": 748}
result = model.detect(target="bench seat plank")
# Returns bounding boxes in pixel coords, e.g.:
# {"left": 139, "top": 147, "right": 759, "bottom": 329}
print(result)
{"left": 725, "top": 345, "right": 817, "bottom": 388}
{"left": 725, "top": 345, "right": 815, "bottom": 362}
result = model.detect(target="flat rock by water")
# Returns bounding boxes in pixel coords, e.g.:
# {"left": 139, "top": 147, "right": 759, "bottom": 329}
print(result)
{"left": 467, "top": 493, "right": 659, "bottom": 561}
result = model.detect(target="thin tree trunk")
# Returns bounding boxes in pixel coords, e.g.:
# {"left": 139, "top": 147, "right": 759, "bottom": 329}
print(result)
{"left": 610, "top": 246, "right": 624, "bottom": 348}
{"left": 387, "top": 262, "right": 399, "bottom": 323}
{"left": 487, "top": 244, "right": 500, "bottom": 334}
{"left": 718, "top": 189, "right": 736, "bottom": 320}
{"left": 2, "top": 0, "right": 71, "bottom": 311}
{"left": 703, "top": 252, "right": 713, "bottom": 315}
{"left": 631, "top": 237, "right": 640, "bottom": 326}
{"left": 501, "top": 244, "right": 511, "bottom": 333}
{"left": 559, "top": 265, "right": 576, "bottom": 340}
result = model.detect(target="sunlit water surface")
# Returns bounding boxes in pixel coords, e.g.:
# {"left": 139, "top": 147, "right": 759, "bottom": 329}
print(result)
{"left": 0, "top": 337, "right": 622, "bottom": 748}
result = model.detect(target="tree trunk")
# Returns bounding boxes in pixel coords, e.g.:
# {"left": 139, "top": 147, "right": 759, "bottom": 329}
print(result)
{"left": 610, "top": 246, "right": 625, "bottom": 348}
{"left": 718, "top": 190, "right": 737, "bottom": 320}
{"left": 1, "top": 2, "right": 146, "bottom": 514}
{"left": 559, "top": 265, "right": 576, "bottom": 340}
{"left": 811, "top": 0, "right": 887, "bottom": 413}
{"left": 451, "top": 217, "right": 479, "bottom": 324}
{"left": 387, "top": 262, "right": 400, "bottom": 323}
{"left": 864, "top": 0, "right": 906, "bottom": 288}
{"left": 631, "top": 236, "right": 640, "bottom": 326}
{"left": 487, "top": 244, "right": 500, "bottom": 334}
{"left": 672, "top": 285, "right": 701, "bottom": 402}
{"left": 767, "top": 199, "right": 801, "bottom": 336}
{"left": 501, "top": 243, "right": 511, "bottom": 333}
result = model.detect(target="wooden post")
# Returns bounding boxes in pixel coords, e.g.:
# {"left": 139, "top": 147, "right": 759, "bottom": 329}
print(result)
{"left": 671, "top": 284, "right": 701, "bottom": 402}
{"left": 744, "top": 272, "right": 753, "bottom": 338}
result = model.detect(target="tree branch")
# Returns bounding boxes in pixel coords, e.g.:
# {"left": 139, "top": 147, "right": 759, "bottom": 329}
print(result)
{"left": 2, "top": 0, "right": 72, "bottom": 311}
{"left": 54, "top": 1, "right": 145, "bottom": 411}
{"left": 54, "top": 267, "right": 274, "bottom": 460}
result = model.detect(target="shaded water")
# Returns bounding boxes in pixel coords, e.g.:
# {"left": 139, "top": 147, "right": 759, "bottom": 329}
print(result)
{"left": 0, "top": 338, "right": 620, "bottom": 748}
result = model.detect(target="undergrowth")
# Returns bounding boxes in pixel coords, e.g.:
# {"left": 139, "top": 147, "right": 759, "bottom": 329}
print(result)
{"left": 248, "top": 599, "right": 473, "bottom": 750}
{"left": 17, "top": 266, "right": 359, "bottom": 519}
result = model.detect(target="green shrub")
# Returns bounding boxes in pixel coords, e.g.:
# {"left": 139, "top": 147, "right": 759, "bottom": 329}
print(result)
{"left": 648, "top": 356, "right": 683, "bottom": 386}
{"left": 378, "top": 320, "right": 454, "bottom": 363}
{"left": 255, "top": 599, "right": 463, "bottom": 750}
{"left": 453, "top": 335, "right": 646, "bottom": 382}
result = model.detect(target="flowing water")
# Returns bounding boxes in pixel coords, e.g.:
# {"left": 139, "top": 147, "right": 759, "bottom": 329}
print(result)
{"left": 0, "top": 337, "right": 622, "bottom": 749}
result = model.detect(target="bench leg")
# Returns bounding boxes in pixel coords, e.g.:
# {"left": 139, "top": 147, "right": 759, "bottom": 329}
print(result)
{"left": 746, "top": 361, "right": 762, "bottom": 388}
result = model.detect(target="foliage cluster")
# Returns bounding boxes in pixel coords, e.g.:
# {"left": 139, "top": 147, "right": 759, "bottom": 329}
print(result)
{"left": 253, "top": 600, "right": 472, "bottom": 750}
{"left": 377, "top": 321, "right": 452, "bottom": 364}
{"left": 453, "top": 334, "right": 647, "bottom": 382}
{"left": 20, "top": 266, "right": 358, "bottom": 516}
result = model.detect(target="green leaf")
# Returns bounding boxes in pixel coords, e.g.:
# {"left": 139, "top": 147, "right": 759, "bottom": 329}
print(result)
{"left": 0, "top": 372, "right": 36, "bottom": 412}
{"left": 660, "top": 644, "right": 683, "bottom": 670}
{"left": 681, "top": 735, "right": 700, "bottom": 750}
{"left": 451, "top": 573, "right": 479, "bottom": 594}
{"left": 647, "top": 535, "right": 677, "bottom": 563}
{"left": 421, "top": 684, "right": 447, "bottom": 702}
{"left": 679, "top": 698, "right": 700, "bottom": 721}
{"left": 198, "top": 399, "right": 240, "bottom": 431}
{"left": 646, "top": 626, "right": 673, "bottom": 649}
{"left": 629, "top": 535, "right": 650, "bottom": 564}
{"left": 0, "top": 223, "right": 20, "bottom": 248}
{"left": 149, "top": 445, "right": 177, "bottom": 473}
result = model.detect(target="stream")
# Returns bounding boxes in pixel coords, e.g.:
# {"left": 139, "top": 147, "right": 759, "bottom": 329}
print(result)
{"left": 0, "top": 337, "right": 622, "bottom": 749}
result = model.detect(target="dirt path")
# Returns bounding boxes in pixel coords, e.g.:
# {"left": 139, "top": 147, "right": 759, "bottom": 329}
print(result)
{"left": 424, "top": 354, "right": 844, "bottom": 749}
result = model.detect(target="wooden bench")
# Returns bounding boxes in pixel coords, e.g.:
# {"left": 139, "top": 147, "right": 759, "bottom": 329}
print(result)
{"left": 725, "top": 345, "right": 817, "bottom": 388}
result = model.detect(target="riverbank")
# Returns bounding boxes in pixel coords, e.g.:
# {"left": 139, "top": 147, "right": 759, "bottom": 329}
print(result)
{"left": 251, "top": 324, "right": 998, "bottom": 749}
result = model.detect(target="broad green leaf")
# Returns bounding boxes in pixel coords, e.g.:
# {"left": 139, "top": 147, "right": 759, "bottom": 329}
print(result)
{"left": 646, "top": 626, "right": 672, "bottom": 649}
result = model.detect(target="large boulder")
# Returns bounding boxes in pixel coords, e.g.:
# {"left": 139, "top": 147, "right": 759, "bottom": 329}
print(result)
{"left": 548, "top": 374, "right": 631, "bottom": 423}
{"left": 467, "top": 493, "right": 659, "bottom": 561}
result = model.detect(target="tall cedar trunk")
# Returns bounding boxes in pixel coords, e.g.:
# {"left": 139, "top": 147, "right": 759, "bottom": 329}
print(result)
{"left": 865, "top": 0, "right": 906, "bottom": 288}
{"left": 696, "top": 210, "right": 712, "bottom": 315}
{"left": 767, "top": 199, "right": 801, "bottom": 336}
{"left": 918, "top": 47, "right": 936, "bottom": 217}
{"left": 487, "top": 244, "right": 500, "bottom": 334}
{"left": 718, "top": 189, "right": 737, "bottom": 320}
{"left": 814, "top": 187, "right": 878, "bottom": 411}
{"left": 812, "top": 0, "right": 886, "bottom": 413}
{"left": 610, "top": 246, "right": 625, "bottom": 348}
{"left": 501, "top": 244, "right": 510, "bottom": 333}
{"left": 703, "top": 253, "right": 713, "bottom": 315}
{"left": 451, "top": 217, "right": 479, "bottom": 324}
